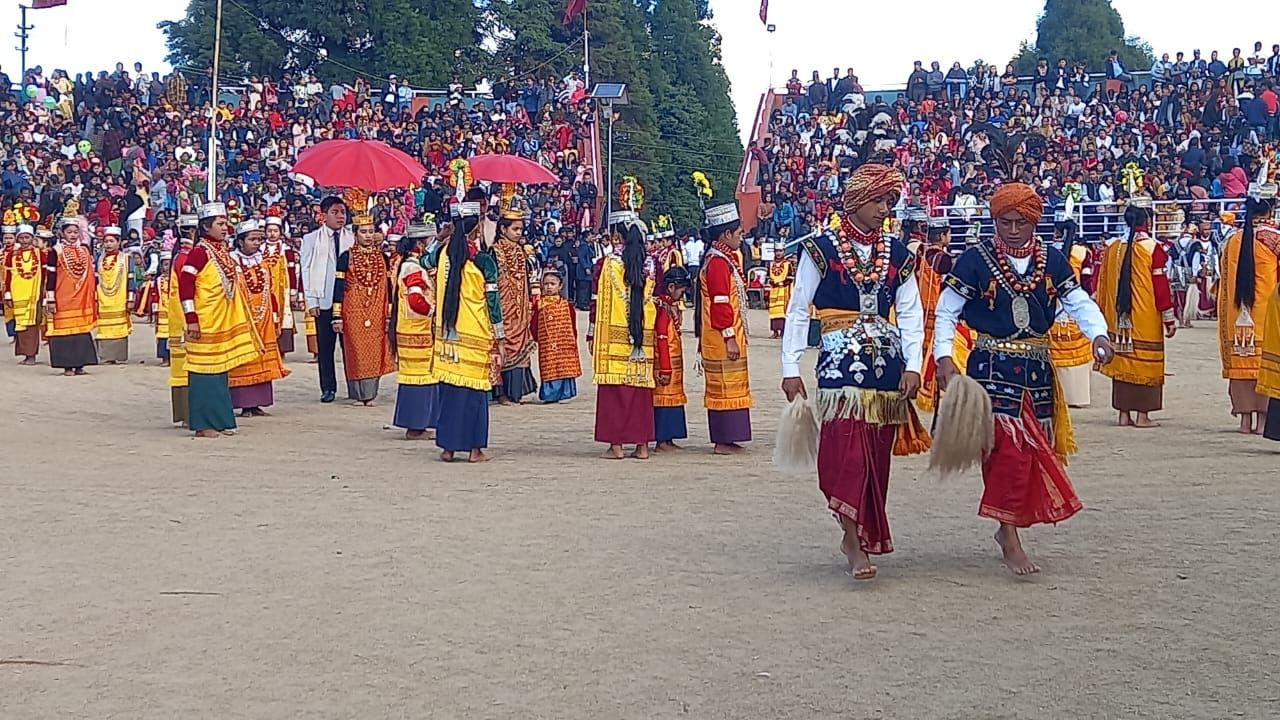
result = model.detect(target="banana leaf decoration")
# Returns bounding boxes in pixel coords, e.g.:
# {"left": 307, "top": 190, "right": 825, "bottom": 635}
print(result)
{"left": 1120, "top": 162, "right": 1144, "bottom": 195}
{"left": 618, "top": 175, "right": 645, "bottom": 212}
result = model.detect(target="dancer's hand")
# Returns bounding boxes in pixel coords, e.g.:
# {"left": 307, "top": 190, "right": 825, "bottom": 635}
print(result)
{"left": 900, "top": 370, "right": 921, "bottom": 399}
{"left": 936, "top": 356, "right": 959, "bottom": 390}
{"left": 725, "top": 337, "right": 740, "bottom": 361}
{"left": 657, "top": 372, "right": 672, "bottom": 385}
{"left": 331, "top": 318, "right": 343, "bottom": 334}
{"left": 1164, "top": 321, "right": 1177, "bottom": 339}
{"left": 781, "top": 376, "right": 806, "bottom": 402}
{"left": 186, "top": 322, "right": 201, "bottom": 340}
{"left": 1092, "top": 335, "right": 1115, "bottom": 364}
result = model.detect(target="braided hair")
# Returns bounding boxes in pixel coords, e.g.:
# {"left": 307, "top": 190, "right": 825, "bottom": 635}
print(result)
{"left": 1234, "top": 197, "right": 1275, "bottom": 311}
{"left": 1116, "top": 203, "right": 1152, "bottom": 317}
{"left": 618, "top": 221, "right": 648, "bottom": 351}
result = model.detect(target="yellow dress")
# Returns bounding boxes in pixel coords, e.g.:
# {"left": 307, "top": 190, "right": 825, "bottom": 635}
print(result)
{"left": 95, "top": 252, "right": 132, "bottom": 341}
{"left": 591, "top": 255, "right": 656, "bottom": 388}
{"left": 395, "top": 258, "right": 437, "bottom": 386}
{"left": 184, "top": 244, "right": 264, "bottom": 376}
{"left": 434, "top": 252, "right": 496, "bottom": 391}
{"left": 1097, "top": 235, "right": 1167, "bottom": 388}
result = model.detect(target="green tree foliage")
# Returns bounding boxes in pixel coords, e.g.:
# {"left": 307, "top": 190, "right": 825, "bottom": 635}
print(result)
{"left": 1011, "top": 0, "right": 1154, "bottom": 75}
{"left": 162, "top": 0, "right": 744, "bottom": 227}
{"left": 161, "top": 0, "right": 480, "bottom": 86}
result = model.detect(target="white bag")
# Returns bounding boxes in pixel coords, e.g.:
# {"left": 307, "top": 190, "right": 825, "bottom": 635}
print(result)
{"left": 772, "top": 397, "right": 819, "bottom": 474}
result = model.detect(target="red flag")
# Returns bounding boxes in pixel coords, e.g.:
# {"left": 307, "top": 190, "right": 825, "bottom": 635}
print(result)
{"left": 31, "top": 0, "right": 68, "bottom": 8}
{"left": 562, "top": 0, "right": 585, "bottom": 25}
{"left": 759, "top": 0, "right": 768, "bottom": 24}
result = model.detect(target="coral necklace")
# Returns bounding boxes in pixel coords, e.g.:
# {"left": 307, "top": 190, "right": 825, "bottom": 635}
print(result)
{"left": 837, "top": 217, "right": 888, "bottom": 284}
{"left": 991, "top": 237, "right": 1046, "bottom": 293}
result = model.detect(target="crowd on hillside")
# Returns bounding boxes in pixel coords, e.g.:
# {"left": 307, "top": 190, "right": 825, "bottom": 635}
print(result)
{"left": 0, "top": 61, "right": 603, "bottom": 274}
{"left": 758, "top": 40, "right": 1280, "bottom": 245}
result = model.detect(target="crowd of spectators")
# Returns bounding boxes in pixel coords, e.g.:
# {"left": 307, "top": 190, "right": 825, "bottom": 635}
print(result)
{"left": 757, "top": 40, "right": 1280, "bottom": 245}
{"left": 0, "top": 60, "right": 602, "bottom": 274}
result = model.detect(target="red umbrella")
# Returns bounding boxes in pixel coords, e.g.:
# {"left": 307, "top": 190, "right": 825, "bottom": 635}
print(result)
{"left": 468, "top": 154, "right": 558, "bottom": 185}
{"left": 291, "top": 139, "right": 427, "bottom": 191}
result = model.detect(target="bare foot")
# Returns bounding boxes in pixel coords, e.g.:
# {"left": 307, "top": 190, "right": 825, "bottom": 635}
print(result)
{"left": 841, "top": 535, "right": 876, "bottom": 580}
{"left": 631, "top": 445, "right": 650, "bottom": 460}
{"left": 63, "top": 369, "right": 75, "bottom": 376}
{"left": 74, "top": 368, "right": 87, "bottom": 375}
{"left": 1117, "top": 412, "right": 1133, "bottom": 427}
{"left": 160, "top": 360, "right": 170, "bottom": 367}
{"left": 1239, "top": 415, "right": 1253, "bottom": 434}
{"left": 653, "top": 441, "right": 682, "bottom": 453}
{"left": 193, "top": 429, "right": 220, "bottom": 439}
{"left": 602, "top": 445, "right": 625, "bottom": 460}
{"left": 219, "top": 429, "right": 236, "bottom": 436}
{"left": 19, "top": 358, "right": 36, "bottom": 366}
{"left": 1133, "top": 413, "right": 1160, "bottom": 428}
{"left": 404, "top": 430, "right": 428, "bottom": 441}
{"left": 468, "top": 449, "right": 489, "bottom": 463}
{"left": 497, "top": 397, "right": 514, "bottom": 406}
{"left": 713, "top": 443, "right": 746, "bottom": 455}
{"left": 440, "top": 450, "right": 456, "bottom": 463}
{"left": 995, "top": 526, "right": 1040, "bottom": 576}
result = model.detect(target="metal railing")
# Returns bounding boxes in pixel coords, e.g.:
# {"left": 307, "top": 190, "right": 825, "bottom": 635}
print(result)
{"left": 929, "top": 198, "right": 1244, "bottom": 247}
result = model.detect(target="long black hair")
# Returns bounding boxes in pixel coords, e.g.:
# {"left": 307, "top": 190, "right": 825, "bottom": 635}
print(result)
{"left": 1116, "top": 203, "right": 1151, "bottom": 317}
{"left": 618, "top": 221, "right": 648, "bottom": 351}
{"left": 441, "top": 214, "right": 481, "bottom": 338}
{"left": 388, "top": 234, "right": 423, "bottom": 355}
{"left": 1234, "top": 197, "right": 1274, "bottom": 311}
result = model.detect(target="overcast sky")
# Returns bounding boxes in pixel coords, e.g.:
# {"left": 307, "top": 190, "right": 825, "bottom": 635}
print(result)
{"left": 4, "top": 0, "right": 1279, "bottom": 141}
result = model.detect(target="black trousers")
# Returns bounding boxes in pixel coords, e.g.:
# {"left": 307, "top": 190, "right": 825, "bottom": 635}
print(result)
{"left": 317, "top": 307, "right": 339, "bottom": 393}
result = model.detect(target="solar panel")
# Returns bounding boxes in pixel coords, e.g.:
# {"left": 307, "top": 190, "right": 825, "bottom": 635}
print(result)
{"left": 590, "top": 83, "right": 628, "bottom": 102}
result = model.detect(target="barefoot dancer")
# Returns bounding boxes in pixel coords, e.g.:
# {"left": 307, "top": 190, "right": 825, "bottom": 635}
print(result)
{"left": 178, "top": 203, "right": 265, "bottom": 439}
{"left": 492, "top": 207, "right": 537, "bottom": 405}
{"left": 46, "top": 215, "right": 100, "bottom": 376}
{"left": 654, "top": 266, "right": 693, "bottom": 452}
{"left": 699, "top": 201, "right": 753, "bottom": 454}
{"left": 5, "top": 225, "right": 45, "bottom": 365}
{"left": 390, "top": 224, "right": 441, "bottom": 440}
{"left": 532, "top": 270, "right": 581, "bottom": 403}
{"left": 96, "top": 227, "right": 135, "bottom": 365}
{"left": 1217, "top": 182, "right": 1280, "bottom": 435}
{"left": 229, "top": 220, "right": 290, "bottom": 417}
{"left": 589, "top": 211, "right": 657, "bottom": 460}
{"left": 432, "top": 199, "right": 504, "bottom": 463}
{"left": 1096, "top": 196, "right": 1176, "bottom": 428}
{"left": 333, "top": 210, "right": 395, "bottom": 407}
{"left": 934, "top": 183, "right": 1113, "bottom": 576}
{"left": 781, "top": 163, "right": 928, "bottom": 581}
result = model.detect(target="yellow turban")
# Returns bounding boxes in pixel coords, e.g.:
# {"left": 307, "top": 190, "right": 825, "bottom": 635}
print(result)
{"left": 989, "top": 183, "right": 1044, "bottom": 225}
{"left": 843, "top": 163, "right": 904, "bottom": 214}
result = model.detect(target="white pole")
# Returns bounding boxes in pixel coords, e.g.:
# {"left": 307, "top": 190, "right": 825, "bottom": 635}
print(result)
{"left": 582, "top": 7, "right": 590, "bottom": 89}
{"left": 207, "top": 0, "right": 224, "bottom": 203}
{"left": 606, "top": 100, "right": 614, "bottom": 221}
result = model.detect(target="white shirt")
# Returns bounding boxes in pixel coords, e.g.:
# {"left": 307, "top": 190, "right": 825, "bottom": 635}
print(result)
{"left": 300, "top": 225, "right": 355, "bottom": 311}
{"left": 781, "top": 244, "right": 925, "bottom": 378}
{"left": 683, "top": 238, "right": 705, "bottom": 267}
{"left": 932, "top": 254, "right": 1108, "bottom": 362}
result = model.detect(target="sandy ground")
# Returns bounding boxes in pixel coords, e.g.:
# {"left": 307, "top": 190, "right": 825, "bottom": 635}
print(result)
{"left": 1, "top": 308, "right": 1278, "bottom": 719}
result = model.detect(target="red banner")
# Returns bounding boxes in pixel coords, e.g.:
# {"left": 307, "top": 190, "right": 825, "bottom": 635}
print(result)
{"left": 562, "top": 0, "right": 585, "bottom": 25}
{"left": 32, "top": 0, "right": 69, "bottom": 8}
{"left": 759, "top": 0, "right": 768, "bottom": 25}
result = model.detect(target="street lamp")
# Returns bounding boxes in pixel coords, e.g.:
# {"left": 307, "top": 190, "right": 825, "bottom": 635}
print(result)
{"left": 589, "top": 82, "right": 628, "bottom": 221}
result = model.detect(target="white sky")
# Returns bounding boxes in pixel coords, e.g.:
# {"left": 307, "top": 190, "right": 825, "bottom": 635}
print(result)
{"left": 4, "top": 0, "right": 1280, "bottom": 142}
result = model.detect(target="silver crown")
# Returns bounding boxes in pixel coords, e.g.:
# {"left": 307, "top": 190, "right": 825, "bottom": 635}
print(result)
{"left": 607, "top": 210, "right": 637, "bottom": 226}
{"left": 704, "top": 203, "right": 739, "bottom": 227}
{"left": 454, "top": 201, "right": 482, "bottom": 218}
{"left": 236, "top": 219, "right": 263, "bottom": 235}
{"left": 197, "top": 202, "right": 228, "bottom": 220}
{"left": 178, "top": 214, "right": 198, "bottom": 228}
{"left": 405, "top": 221, "right": 437, "bottom": 239}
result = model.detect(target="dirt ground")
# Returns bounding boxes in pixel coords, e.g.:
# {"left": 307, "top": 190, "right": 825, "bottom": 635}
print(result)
{"left": 1, "top": 308, "right": 1277, "bottom": 719}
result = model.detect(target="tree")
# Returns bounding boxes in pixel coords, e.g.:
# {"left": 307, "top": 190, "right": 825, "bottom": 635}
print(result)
{"left": 1011, "top": 0, "right": 1153, "bottom": 76}
{"left": 160, "top": 0, "right": 481, "bottom": 86}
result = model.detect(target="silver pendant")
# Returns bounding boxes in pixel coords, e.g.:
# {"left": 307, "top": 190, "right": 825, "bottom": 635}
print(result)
{"left": 1011, "top": 295, "right": 1031, "bottom": 331}
{"left": 859, "top": 292, "right": 879, "bottom": 316}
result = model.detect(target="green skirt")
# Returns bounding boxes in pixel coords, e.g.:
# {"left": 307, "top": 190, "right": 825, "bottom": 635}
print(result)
{"left": 188, "top": 372, "right": 236, "bottom": 432}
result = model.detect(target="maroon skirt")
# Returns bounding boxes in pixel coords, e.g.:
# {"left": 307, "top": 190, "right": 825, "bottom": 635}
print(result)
{"left": 594, "top": 384, "right": 656, "bottom": 444}
{"left": 817, "top": 417, "right": 897, "bottom": 555}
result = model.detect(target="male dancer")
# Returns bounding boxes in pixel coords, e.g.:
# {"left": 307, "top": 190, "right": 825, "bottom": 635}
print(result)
{"left": 781, "top": 163, "right": 927, "bottom": 581}
{"left": 934, "top": 183, "right": 1113, "bottom": 575}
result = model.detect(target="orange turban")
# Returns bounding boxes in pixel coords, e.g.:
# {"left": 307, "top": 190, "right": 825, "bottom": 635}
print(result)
{"left": 989, "top": 183, "right": 1044, "bottom": 225}
{"left": 843, "top": 163, "right": 904, "bottom": 213}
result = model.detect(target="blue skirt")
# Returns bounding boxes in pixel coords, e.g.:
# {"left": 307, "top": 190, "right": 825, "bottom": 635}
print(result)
{"left": 4, "top": 319, "right": 14, "bottom": 337}
{"left": 157, "top": 338, "right": 170, "bottom": 361}
{"left": 497, "top": 367, "right": 537, "bottom": 402}
{"left": 394, "top": 383, "right": 441, "bottom": 431}
{"left": 436, "top": 382, "right": 489, "bottom": 451}
{"left": 539, "top": 378, "right": 578, "bottom": 403}
{"left": 654, "top": 406, "right": 688, "bottom": 442}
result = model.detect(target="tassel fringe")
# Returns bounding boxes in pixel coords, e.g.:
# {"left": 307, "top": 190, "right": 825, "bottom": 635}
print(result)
{"left": 815, "top": 387, "right": 911, "bottom": 426}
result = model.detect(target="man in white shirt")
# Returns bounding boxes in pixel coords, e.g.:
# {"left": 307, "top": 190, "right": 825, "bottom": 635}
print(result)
{"left": 300, "top": 196, "right": 354, "bottom": 402}
{"left": 780, "top": 163, "right": 924, "bottom": 582}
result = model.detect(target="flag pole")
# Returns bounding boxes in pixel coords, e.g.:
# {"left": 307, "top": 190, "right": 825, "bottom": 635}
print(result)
{"left": 582, "top": 4, "right": 590, "bottom": 88}
{"left": 207, "top": 0, "right": 225, "bottom": 203}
